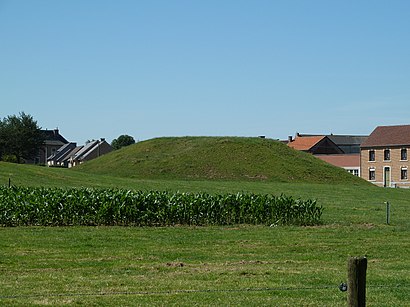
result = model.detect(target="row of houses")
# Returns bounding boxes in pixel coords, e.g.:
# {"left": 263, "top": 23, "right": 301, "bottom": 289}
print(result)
{"left": 286, "top": 124, "right": 410, "bottom": 188}
{"left": 37, "top": 129, "right": 112, "bottom": 168}
{"left": 287, "top": 133, "right": 366, "bottom": 176}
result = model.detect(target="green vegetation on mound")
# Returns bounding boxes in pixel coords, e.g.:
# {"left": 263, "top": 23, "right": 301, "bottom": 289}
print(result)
{"left": 75, "top": 137, "right": 366, "bottom": 184}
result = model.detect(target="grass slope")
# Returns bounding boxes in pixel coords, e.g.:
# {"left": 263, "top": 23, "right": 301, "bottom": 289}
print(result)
{"left": 0, "top": 161, "right": 135, "bottom": 189}
{"left": 75, "top": 136, "right": 367, "bottom": 184}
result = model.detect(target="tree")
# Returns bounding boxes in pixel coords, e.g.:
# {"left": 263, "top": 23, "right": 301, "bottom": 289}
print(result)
{"left": 111, "top": 134, "right": 135, "bottom": 150}
{"left": 0, "top": 112, "right": 44, "bottom": 163}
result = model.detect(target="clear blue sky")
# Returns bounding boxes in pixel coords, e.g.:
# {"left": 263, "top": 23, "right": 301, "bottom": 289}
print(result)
{"left": 1, "top": 0, "right": 409, "bottom": 144}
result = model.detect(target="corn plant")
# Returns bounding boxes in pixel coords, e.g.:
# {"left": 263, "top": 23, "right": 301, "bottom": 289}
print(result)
{"left": 0, "top": 186, "right": 323, "bottom": 227}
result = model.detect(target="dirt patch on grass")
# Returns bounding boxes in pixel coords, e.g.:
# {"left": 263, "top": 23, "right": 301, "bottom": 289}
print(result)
{"left": 166, "top": 262, "right": 185, "bottom": 267}
{"left": 360, "top": 223, "right": 376, "bottom": 229}
{"left": 225, "top": 260, "right": 272, "bottom": 266}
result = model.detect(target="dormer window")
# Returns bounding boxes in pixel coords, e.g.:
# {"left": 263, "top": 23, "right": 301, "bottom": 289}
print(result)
{"left": 369, "top": 150, "right": 375, "bottom": 161}
{"left": 384, "top": 149, "right": 390, "bottom": 161}
{"left": 401, "top": 148, "right": 408, "bottom": 161}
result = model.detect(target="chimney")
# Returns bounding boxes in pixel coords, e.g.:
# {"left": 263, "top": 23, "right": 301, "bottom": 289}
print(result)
{"left": 53, "top": 128, "right": 59, "bottom": 136}
{"left": 288, "top": 136, "right": 293, "bottom": 142}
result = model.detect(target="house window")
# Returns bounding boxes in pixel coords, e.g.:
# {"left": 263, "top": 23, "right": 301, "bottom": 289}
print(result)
{"left": 401, "top": 148, "right": 408, "bottom": 161}
{"left": 369, "top": 150, "right": 375, "bottom": 161}
{"left": 347, "top": 169, "right": 359, "bottom": 176}
{"left": 369, "top": 168, "right": 375, "bottom": 181}
{"left": 384, "top": 149, "right": 390, "bottom": 161}
{"left": 401, "top": 168, "right": 408, "bottom": 180}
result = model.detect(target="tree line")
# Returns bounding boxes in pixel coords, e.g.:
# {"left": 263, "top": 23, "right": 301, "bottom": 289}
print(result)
{"left": 0, "top": 112, "right": 44, "bottom": 163}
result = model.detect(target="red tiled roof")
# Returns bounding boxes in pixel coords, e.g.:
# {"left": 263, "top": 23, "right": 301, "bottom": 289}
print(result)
{"left": 288, "top": 136, "right": 325, "bottom": 151}
{"left": 361, "top": 125, "right": 410, "bottom": 147}
{"left": 316, "top": 154, "right": 360, "bottom": 168}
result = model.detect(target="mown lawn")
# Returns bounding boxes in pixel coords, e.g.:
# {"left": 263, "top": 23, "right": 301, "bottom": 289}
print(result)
{"left": 0, "top": 224, "right": 409, "bottom": 306}
{"left": 1, "top": 176, "right": 410, "bottom": 306}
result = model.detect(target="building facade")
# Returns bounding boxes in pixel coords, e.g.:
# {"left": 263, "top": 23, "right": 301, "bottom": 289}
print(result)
{"left": 26, "top": 129, "right": 69, "bottom": 164}
{"left": 360, "top": 125, "right": 410, "bottom": 188}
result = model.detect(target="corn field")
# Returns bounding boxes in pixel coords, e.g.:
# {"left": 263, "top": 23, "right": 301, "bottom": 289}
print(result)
{"left": 0, "top": 186, "right": 323, "bottom": 226}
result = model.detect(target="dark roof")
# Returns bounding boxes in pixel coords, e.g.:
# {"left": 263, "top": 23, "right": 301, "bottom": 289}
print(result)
{"left": 327, "top": 135, "right": 368, "bottom": 146}
{"left": 297, "top": 134, "right": 368, "bottom": 146}
{"left": 361, "top": 125, "right": 410, "bottom": 147}
{"left": 42, "top": 129, "right": 69, "bottom": 144}
{"left": 61, "top": 146, "right": 84, "bottom": 163}
{"left": 68, "top": 139, "right": 112, "bottom": 162}
{"left": 47, "top": 142, "right": 77, "bottom": 162}
{"left": 73, "top": 140, "right": 99, "bottom": 159}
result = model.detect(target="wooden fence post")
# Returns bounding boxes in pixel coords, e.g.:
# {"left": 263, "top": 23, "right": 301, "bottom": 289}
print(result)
{"left": 347, "top": 256, "right": 367, "bottom": 307}
{"left": 386, "top": 202, "right": 390, "bottom": 225}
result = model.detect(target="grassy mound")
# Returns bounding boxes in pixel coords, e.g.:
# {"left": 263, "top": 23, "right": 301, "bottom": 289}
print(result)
{"left": 75, "top": 136, "right": 367, "bottom": 184}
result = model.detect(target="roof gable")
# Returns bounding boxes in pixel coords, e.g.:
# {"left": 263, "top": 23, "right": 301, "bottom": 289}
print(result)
{"left": 288, "top": 135, "right": 344, "bottom": 154}
{"left": 288, "top": 136, "right": 325, "bottom": 151}
{"left": 47, "top": 143, "right": 76, "bottom": 160}
{"left": 361, "top": 125, "right": 410, "bottom": 147}
{"left": 310, "top": 137, "right": 344, "bottom": 154}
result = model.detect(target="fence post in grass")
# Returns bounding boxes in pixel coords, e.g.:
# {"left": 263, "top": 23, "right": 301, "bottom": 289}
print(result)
{"left": 347, "top": 256, "right": 367, "bottom": 307}
{"left": 8, "top": 177, "right": 11, "bottom": 188}
{"left": 386, "top": 202, "right": 390, "bottom": 225}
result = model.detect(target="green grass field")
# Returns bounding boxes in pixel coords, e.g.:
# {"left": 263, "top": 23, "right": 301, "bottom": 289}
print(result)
{"left": 1, "top": 223, "right": 409, "bottom": 306}
{"left": 0, "top": 137, "right": 409, "bottom": 306}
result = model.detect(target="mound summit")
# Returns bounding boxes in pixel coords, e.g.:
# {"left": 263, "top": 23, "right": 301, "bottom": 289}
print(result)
{"left": 75, "top": 137, "right": 366, "bottom": 185}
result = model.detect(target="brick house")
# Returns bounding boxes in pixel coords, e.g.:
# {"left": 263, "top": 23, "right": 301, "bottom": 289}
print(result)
{"left": 360, "top": 125, "right": 410, "bottom": 188}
